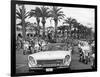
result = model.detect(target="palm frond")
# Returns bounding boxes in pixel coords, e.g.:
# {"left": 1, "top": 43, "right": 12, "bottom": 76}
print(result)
{"left": 28, "top": 10, "right": 36, "bottom": 18}
{"left": 19, "top": 8, "right": 22, "bottom": 15}
{"left": 35, "top": 7, "right": 42, "bottom": 17}
{"left": 56, "top": 7, "right": 62, "bottom": 12}
{"left": 16, "top": 12, "right": 22, "bottom": 19}
{"left": 17, "top": 22, "right": 22, "bottom": 25}
{"left": 57, "top": 13, "right": 65, "bottom": 17}
{"left": 24, "top": 11, "right": 30, "bottom": 18}
{"left": 16, "top": 5, "right": 28, "bottom": 20}
{"left": 50, "top": 6, "right": 65, "bottom": 21}
{"left": 29, "top": 7, "right": 42, "bottom": 18}
{"left": 16, "top": 15, "right": 22, "bottom": 19}
{"left": 58, "top": 11, "right": 64, "bottom": 14}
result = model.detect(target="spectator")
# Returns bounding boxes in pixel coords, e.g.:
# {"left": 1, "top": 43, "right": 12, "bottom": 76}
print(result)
{"left": 23, "top": 41, "right": 29, "bottom": 51}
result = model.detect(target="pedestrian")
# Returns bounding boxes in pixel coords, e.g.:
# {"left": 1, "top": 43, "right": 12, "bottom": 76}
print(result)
{"left": 23, "top": 40, "right": 30, "bottom": 54}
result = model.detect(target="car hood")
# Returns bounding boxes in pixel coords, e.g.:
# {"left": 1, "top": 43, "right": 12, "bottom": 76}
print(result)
{"left": 29, "top": 50, "right": 71, "bottom": 60}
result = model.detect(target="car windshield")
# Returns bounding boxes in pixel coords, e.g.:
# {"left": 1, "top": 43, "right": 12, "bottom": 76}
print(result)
{"left": 46, "top": 43, "right": 71, "bottom": 51}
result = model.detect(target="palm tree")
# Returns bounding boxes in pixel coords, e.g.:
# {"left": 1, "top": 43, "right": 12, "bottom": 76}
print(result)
{"left": 29, "top": 7, "right": 41, "bottom": 37}
{"left": 29, "top": 6, "right": 51, "bottom": 38}
{"left": 57, "top": 25, "right": 69, "bottom": 37}
{"left": 50, "top": 6, "right": 65, "bottom": 40}
{"left": 16, "top": 5, "right": 29, "bottom": 41}
{"left": 40, "top": 6, "right": 51, "bottom": 38}
{"left": 64, "top": 17, "right": 77, "bottom": 38}
{"left": 46, "top": 26, "right": 55, "bottom": 42}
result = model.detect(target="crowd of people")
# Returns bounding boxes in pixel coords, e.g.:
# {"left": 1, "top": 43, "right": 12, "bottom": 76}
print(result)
{"left": 78, "top": 40, "right": 95, "bottom": 69}
{"left": 16, "top": 33, "right": 48, "bottom": 55}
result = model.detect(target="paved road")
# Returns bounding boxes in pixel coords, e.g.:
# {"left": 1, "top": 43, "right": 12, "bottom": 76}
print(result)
{"left": 70, "top": 53, "right": 91, "bottom": 70}
{"left": 16, "top": 53, "right": 92, "bottom": 73}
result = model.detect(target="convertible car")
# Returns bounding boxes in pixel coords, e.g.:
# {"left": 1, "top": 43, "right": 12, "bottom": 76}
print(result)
{"left": 28, "top": 49, "right": 72, "bottom": 72}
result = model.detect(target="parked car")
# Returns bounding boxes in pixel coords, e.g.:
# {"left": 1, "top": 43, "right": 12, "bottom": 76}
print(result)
{"left": 28, "top": 49, "right": 72, "bottom": 72}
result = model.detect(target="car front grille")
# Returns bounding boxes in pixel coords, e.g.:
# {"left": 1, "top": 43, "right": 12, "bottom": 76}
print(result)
{"left": 37, "top": 59, "right": 63, "bottom": 66}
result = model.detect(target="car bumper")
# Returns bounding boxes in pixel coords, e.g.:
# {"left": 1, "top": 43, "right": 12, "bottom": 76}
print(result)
{"left": 29, "top": 65, "right": 70, "bottom": 72}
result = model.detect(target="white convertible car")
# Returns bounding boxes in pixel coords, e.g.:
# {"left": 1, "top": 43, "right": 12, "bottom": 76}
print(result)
{"left": 28, "top": 49, "right": 72, "bottom": 72}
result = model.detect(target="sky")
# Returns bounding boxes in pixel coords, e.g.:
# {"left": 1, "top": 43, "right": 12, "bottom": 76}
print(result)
{"left": 16, "top": 4, "right": 95, "bottom": 31}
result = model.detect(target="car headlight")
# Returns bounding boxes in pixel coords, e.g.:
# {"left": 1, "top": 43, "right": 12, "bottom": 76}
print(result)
{"left": 63, "top": 55, "right": 70, "bottom": 65}
{"left": 29, "top": 56, "right": 36, "bottom": 65}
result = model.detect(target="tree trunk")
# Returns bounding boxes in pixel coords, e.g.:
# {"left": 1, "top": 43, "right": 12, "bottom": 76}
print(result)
{"left": 62, "top": 30, "right": 65, "bottom": 37}
{"left": 70, "top": 23, "right": 72, "bottom": 38}
{"left": 36, "top": 17, "right": 40, "bottom": 38}
{"left": 22, "top": 5, "right": 26, "bottom": 41}
{"left": 54, "top": 19, "right": 58, "bottom": 42}
{"left": 42, "top": 17, "right": 46, "bottom": 39}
